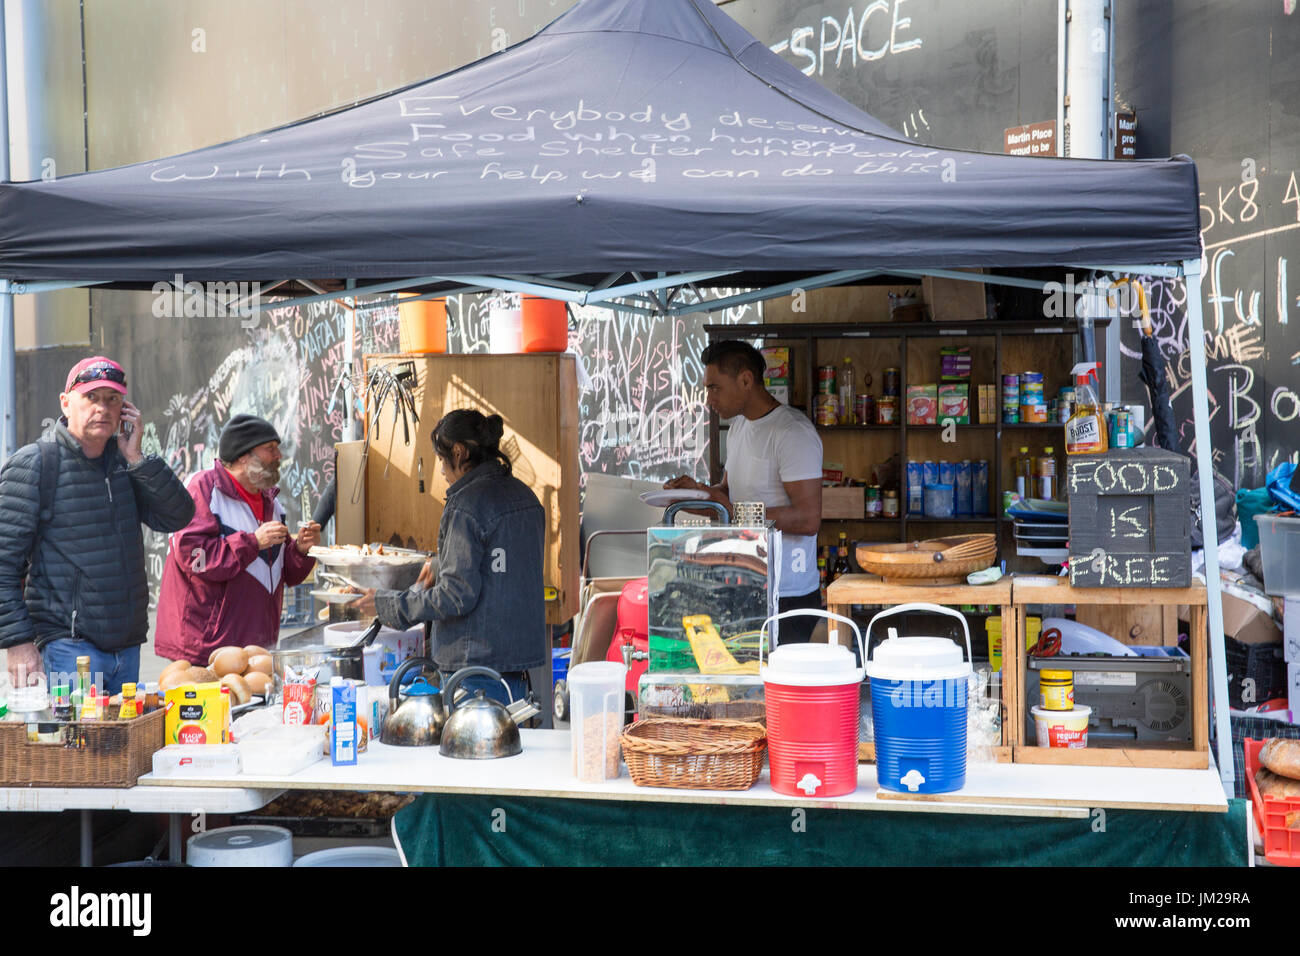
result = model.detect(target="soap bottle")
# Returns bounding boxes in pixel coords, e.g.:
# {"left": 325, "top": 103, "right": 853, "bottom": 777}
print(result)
{"left": 1066, "top": 362, "right": 1108, "bottom": 454}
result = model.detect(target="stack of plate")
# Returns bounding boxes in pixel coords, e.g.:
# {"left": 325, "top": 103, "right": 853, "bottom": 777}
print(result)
{"left": 1006, "top": 499, "right": 1069, "bottom": 563}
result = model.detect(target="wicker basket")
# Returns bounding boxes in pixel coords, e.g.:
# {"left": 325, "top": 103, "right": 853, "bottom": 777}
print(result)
{"left": 855, "top": 534, "right": 996, "bottom": 585}
{"left": 621, "top": 718, "right": 766, "bottom": 791}
{"left": 0, "top": 707, "right": 165, "bottom": 788}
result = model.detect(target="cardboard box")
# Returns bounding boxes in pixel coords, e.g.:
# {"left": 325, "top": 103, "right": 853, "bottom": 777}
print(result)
{"left": 937, "top": 384, "right": 970, "bottom": 425}
{"left": 1285, "top": 598, "right": 1300, "bottom": 663}
{"left": 761, "top": 347, "right": 790, "bottom": 381}
{"left": 1222, "top": 591, "right": 1283, "bottom": 646}
{"left": 906, "top": 384, "right": 937, "bottom": 425}
{"left": 822, "top": 486, "right": 864, "bottom": 519}
{"left": 978, "top": 384, "right": 996, "bottom": 424}
{"left": 1290, "top": 663, "right": 1300, "bottom": 715}
{"left": 923, "top": 269, "right": 987, "bottom": 321}
{"left": 164, "top": 682, "right": 229, "bottom": 746}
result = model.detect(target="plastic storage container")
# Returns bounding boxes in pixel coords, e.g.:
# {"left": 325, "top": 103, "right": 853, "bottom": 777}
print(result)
{"left": 397, "top": 294, "right": 448, "bottom": 353}
{"left": 489, "top": 303, "right": 523, "bottom": 353}
{"left": 637, "top": 671, "right": 765, "bottom": 723}
{"left": 760, "top": 610, "right": 865, "bottom": 798}
{"left": 151, "top": 744, "right": 242, "bottom": 777}
{"left": 237, "top": 725, "right": 326, "bottom": 776}
{"left": 294, "top": 846, "right": 403, "bottom": 867}
{"left": 188, "top": 825, "right": 293, "bottom": 867}
{"left": 520, "top": 296, "right": 569, "bottom": 352}
{"left": 866, "top": 603, "right": 972, "bottom": 794}
{"left": 569, "top": 661, "right": 626, "bottom": 782}
{"left": 1255, "top": 514, "right": 1300, "bottom": 596}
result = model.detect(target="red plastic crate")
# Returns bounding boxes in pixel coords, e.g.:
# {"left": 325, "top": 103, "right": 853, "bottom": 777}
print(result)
{"left": 1245, "top": 738, "right": 1300, "bottom": 867}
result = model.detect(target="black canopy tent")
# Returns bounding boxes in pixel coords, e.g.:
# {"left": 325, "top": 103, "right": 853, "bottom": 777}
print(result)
{"left": 0, "top": 0, "right": 1231, "bottom": 787}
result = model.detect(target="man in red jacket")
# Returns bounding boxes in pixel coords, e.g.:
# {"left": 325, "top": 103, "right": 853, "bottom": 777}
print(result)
{"left": 155, "top": 415, "right": 319, "bottom": 663}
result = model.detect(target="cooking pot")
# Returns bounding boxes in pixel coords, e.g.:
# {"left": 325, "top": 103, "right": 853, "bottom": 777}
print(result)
{"left": 269, "top": 619, "right": 382, "bottom": 699}
{"left": 382, "top": 657, "right": 446, "bottom": 747}
{"left": 438, "top": 667, "right": 524, "bottom": 759}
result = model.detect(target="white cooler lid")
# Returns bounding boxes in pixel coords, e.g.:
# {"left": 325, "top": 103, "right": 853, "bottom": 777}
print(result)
{"left": 866, "top": 637, "right": 972, "bottom": 682}
{"left": 761, "top": 643, "right": 864, "bottom": 686}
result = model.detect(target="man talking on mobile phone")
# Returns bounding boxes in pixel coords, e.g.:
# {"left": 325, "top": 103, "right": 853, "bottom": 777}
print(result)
{"left": 0, "top": 357, "right": 194, "bottom": 693}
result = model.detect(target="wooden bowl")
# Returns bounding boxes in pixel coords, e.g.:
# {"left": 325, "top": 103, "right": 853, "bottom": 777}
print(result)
{"left": 855, "top": 534, "right": 997, "bottom": 585}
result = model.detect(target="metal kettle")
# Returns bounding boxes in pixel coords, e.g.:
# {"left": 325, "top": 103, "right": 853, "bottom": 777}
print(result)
{"left": 438, "top": 666, "right": 527, "bottom": 759}
{"left": 382, "top": 657, "right": 447, "bottom": 747}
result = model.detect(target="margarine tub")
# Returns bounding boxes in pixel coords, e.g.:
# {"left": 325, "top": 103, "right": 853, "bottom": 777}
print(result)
{"left": 1032, "top": 705, "right": 1091, "bottom": 749}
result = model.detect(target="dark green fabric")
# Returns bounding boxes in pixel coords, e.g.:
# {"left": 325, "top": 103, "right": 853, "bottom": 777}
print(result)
{"left": 393, "top": 794, "right": 1247, "bottom": 867}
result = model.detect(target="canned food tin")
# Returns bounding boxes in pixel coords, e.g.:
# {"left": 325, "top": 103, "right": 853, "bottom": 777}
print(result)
{"left": 1112, "top": 409, "right": 1132, "bottom": 448}
{"left": 815, "top": 395, "right": 839, "bottom": 426}
{"left": 1002, "top": 490, "right": 1022, "bottom": 512}
{"left": 1002, "top": 409, "right": 1020, "bottom": 424}
{"left": 817, "top": 365, "right": 837, "bottom": 395}
{"left": 1021, "top": 371, "right": 1044, "bottom": 384}
{"left": 855, "top": 394, "right": 875, "bottom": 425}
{"left": 1021, "top": 404, "right": 1048, "bottom": 423}
{"left": 1002, "top": 374, "right": 1020, "bottom": 387}
{"left": 882, "top": 367, "right": 901, "bottom": 396}
{"left": 1057, "top": 399, "right": 1073, "bottom": 422}
{"left": 876, "top": 397, "right": 897, "bottom": 423}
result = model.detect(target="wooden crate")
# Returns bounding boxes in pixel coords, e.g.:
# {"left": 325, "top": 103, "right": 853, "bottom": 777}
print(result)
{"left": 822, "top": 486, "right": 864, "bottom": 519}
{"left": 1010, "top": 577, "right": 1208, "bottom": 769}
{"left": 1066, "top": 448, "right": 1192, "bottom": 588}
{"left": 827, "top": 574, "right": 1017, "bottom": 762}
{"left": 363, "top": 353, "right": 580, "bottom": 625}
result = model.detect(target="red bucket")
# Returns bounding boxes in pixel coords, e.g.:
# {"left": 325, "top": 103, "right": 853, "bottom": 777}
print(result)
{"left": 760, "top": 610, "right": 865, "bottom": 798}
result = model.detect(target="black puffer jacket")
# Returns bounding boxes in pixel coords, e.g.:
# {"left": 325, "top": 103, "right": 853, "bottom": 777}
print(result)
{"left": 0, "top": 422, "right": 195, "bottom": 651}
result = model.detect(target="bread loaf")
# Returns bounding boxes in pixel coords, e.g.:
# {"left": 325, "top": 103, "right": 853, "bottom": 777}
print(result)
{"left": 1287, "top": 810, "right": 1300, "bottom": 830}
{"left": 1259, "top": 738, "right": 1300, "bottom": 780}
{"left": 1256, "top": 768, "right": 1300, "bottom": 799}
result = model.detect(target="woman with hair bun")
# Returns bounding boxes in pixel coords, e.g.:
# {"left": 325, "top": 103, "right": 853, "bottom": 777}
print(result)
{"left": 357, "top": 408, "right": 547, "bottom": 704}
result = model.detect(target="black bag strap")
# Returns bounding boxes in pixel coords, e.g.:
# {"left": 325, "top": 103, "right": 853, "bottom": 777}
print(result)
{"left": 37, "top": 437, "right": 59, "bottom": 523}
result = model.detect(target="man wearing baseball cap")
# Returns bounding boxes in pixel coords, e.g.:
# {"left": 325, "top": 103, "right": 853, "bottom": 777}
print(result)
{"left": 155, "top": 414, "right": 319, "bottom": 664}
{"left": 0, "top": 357, "right": 195, "bottom": 692}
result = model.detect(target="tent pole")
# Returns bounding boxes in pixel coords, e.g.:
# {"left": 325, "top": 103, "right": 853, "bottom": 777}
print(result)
{"left": 343, "top": 278, "right": 356, "bottom": 443}
{"left": 1183, "top": 257, "right": 1233, "bottom": 794}
{"left": 0, "top": 7, "right": 15, "bottom": 463}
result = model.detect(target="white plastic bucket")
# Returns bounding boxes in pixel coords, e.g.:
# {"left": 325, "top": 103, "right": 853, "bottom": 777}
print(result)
{"left": 293, "top": 846, "right": 403, "bottom": 867}
{"left": 489, "top": 305, "right": 523, "bottom": 353}
{"left": 187, "top": 825, "right": 293, "bottom": 867}
{"left": 1032, "top": 705, "right": 1091, "bottom": 748}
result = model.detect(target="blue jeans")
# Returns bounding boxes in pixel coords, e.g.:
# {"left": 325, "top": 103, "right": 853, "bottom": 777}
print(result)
{"left": 42, "top": 639, "right": 140, "bottom": 697}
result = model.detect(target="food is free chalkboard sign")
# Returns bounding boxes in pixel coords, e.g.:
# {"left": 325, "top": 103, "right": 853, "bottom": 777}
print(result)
{"left": 1067, "top": 448, "right": 1192, "bottom": 588}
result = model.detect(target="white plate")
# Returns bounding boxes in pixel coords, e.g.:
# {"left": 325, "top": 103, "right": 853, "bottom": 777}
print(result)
{"left": 638, "top": 488, "right": 710, "bottom": 508}
{"left": 310, "top": 589, "right": 364, "bottom": 604}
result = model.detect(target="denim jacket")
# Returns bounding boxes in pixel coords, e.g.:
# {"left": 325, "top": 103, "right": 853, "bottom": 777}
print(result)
{"left": 374, "top": 461, "right": 546, "bottom": 673}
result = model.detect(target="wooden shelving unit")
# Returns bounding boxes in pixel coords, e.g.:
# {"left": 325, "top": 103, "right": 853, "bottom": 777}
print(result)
{"left": 1009, "top": 577, "right": 1209, "bottom": 769}
{"left": 705, "top": 319, "right": 1108, "bottom": 565}
{"left": 825, "top": 574, "right": 1018, "bottom": 764}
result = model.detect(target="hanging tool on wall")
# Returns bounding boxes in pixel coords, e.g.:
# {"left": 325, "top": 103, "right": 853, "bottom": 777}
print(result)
{"left": 358, "top": 361, "right": 420, "bottom": 482}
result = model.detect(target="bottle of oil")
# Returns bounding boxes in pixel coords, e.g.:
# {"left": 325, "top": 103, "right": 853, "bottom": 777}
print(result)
{"left": 1015, "top": 446, "right": 1032, "bottom": 498}
{"left": 840, "top": 357, "right": 856, "bottom": 424}
{"left": 1037, "top": 446, "right": 1058, "bottom": 500}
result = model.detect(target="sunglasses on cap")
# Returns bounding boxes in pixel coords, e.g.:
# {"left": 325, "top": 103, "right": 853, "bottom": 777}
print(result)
{"left": 74, "top": 365, "right": 127, "bottom": 387}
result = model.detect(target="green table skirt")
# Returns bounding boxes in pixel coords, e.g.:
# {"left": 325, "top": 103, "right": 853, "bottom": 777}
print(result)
{"left": 393, "top": 794, "right": 1247, "bottom": 866}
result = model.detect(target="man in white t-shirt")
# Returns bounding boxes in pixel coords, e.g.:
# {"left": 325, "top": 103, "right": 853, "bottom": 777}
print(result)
{"left": 665, "top": 340, "right": 824, "bottom": 643}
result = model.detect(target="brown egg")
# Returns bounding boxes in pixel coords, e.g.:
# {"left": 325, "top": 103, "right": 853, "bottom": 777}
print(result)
{"left": 212, "top": 646, "right": 249, "bottom": 678}
{"left": 243, "top": 671, "right": 272, "bottom": 698}
{"left": 246, "top": 654, "right": 273, "bottom": 677}
{"left": 219, "top": 673, "right": 251, "bottom": 706}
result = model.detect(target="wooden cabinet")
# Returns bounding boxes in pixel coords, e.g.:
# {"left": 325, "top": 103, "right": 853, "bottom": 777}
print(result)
{"left": 362, "top": 353, "right": 580, "bottom": 624}
{"left": 1010, "top": 577, "right": 1209, "bottom": 769}
{"left": 705, "top": 320, "right": 1107, "bottom": 571}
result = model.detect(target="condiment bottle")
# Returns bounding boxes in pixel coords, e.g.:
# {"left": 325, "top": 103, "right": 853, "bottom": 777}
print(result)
{"left": 832, "top": 532, "right": 851, "bottom": 580}
{"left": 1037, "top": 447, "right": 1058, "bottom": 500}
{"left": 118, "top": 683, "right": 141, "bottom": 720}
{"left": 143, "top": 682, "right": 160, "bottom": 712}
{"left": 839, "top": 357, "right": 856, "bottom": 424}
{"left": 1015, "top": 446, "right": 1032, "bottom": 497}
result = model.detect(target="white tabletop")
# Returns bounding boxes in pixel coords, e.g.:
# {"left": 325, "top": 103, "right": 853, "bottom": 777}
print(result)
{"left": 0, "top": 784, "right": 284, "bottom": 814}
{"left": 134, "top": 729, "right": 1230, "bottom": 819}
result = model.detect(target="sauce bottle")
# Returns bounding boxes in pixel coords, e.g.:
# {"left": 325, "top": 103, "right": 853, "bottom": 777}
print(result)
{"left": 117, "top": 683, "right": 140, "bottom": 720}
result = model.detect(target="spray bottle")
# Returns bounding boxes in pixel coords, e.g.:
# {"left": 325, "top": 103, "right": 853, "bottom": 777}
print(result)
{"left": 1066, "top": 362, "right": 1108, "bottom": 454}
